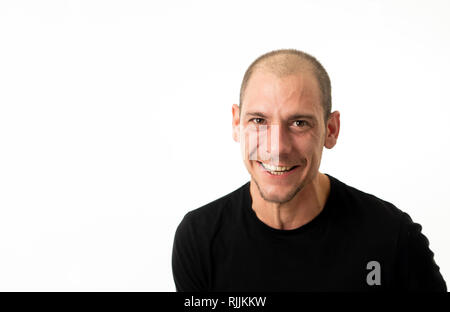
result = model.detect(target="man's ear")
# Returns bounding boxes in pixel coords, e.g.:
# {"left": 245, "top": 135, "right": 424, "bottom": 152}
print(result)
{"left": 324, "top": 110, "right": 340, "bottom": 149}
{"left": 232, "top": 104, "right": 241, "bottom": 142}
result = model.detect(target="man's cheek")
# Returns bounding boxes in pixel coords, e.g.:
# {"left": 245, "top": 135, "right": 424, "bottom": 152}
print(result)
{"left": 240, "top": 124, "right": 280, "bottom": 163}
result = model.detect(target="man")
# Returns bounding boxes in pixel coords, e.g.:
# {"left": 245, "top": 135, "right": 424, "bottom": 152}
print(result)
{"left": 171, "top": 49, "right": 447, "bottom": 291}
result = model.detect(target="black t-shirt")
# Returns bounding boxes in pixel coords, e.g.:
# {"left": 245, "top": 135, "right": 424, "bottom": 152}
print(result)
{"left": 172, "top": 174, "right": 447, "bottom": 291}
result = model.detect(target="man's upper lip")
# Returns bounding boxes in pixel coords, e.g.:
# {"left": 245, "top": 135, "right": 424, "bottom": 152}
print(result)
{"left": 257, "top": 161, "right": 297, "bottom": 166}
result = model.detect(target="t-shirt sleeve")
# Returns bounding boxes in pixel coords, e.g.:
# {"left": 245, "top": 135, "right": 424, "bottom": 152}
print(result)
{"left": 394, "top": 212, "right": 447, "bottom": 291}
{"left": 171, "top": 212, "right": 209, "bottom": 292}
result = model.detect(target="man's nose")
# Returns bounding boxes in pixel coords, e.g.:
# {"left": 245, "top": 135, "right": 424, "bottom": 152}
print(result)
{"left": 256, "top": 124, "right": 292, "bottom": 164}
{"left": 268, "top": 124, "right": 292, "bottom": 159}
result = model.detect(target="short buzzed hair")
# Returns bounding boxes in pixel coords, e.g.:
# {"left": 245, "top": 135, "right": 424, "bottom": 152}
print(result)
{"left": 239, "top": 49, "right": 332, "bottom": 124}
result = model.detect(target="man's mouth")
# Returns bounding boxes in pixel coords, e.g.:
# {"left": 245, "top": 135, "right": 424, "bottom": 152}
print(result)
{"left": 257, "top": 161, "right": 299, "bottom": 175}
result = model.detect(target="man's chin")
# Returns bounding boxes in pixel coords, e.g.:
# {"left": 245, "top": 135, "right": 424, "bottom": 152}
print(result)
{"left": 253, "top": 179, "right": 301, "bottom": 204}
{"left": 260, "top": 193, "right": 292, "bottom": 204}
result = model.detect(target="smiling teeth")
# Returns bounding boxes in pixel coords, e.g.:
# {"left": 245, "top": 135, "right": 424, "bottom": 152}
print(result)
{"left": 260, "top": 162, "right": 294, "bottom": 172}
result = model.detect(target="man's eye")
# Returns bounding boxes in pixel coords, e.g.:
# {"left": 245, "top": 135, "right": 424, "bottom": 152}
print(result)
{"left": 250, "top": 118, "right": 264, "bottom": 124}
{"left": 294, "top": 120, "right": 309, "bottom": 127}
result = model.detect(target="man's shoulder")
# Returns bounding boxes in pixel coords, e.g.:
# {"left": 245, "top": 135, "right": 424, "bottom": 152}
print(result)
{"left": 178, "top": 181, "right": 249, "bottom": 230}
{"left": 329, "top": 174, "right": 409, "bottom": 227}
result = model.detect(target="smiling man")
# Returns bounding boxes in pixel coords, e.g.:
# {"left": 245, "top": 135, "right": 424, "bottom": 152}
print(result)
{"left": 171, "top": 49, "right": 447, "bottom": 291}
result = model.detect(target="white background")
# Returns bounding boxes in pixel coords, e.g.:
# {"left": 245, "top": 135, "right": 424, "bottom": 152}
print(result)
{"left": 0, "top": 0, "right": 448, "bottom": 291}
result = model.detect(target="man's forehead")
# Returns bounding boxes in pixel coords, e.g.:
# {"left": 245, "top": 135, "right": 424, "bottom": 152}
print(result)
{"left": 248, "top": 67, "right": 316, "bottom": 87}
{"left": 243, "top": 77, "right": 321, "bottom": 115}
{"left": 244, "top": 70, "right": 320, "bottom": 103}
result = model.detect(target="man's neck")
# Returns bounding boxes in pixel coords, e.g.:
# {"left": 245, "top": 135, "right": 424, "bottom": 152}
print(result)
{"left": 249, "top": 172, "right": 330, "bottom": 230}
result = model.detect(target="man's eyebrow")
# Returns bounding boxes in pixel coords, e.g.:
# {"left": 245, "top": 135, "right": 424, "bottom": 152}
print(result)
{"left": 244, "top": 111, "right": 268, "bottom": 118}
{"left": 244, "top": 111, "right": 317, "bottom": 121}
{"left": 288, "top": 114, "right": 317, "bottom": 121}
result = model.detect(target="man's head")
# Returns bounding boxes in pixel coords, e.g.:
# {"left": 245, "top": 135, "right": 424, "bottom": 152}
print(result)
{"left": 239, "top": 49, "right": 332, "bottom": 125}
{"left": 232, "top": 48, "right": 340, "bottom": 204}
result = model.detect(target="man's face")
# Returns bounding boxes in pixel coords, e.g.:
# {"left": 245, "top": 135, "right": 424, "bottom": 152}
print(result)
{"left": 233, "top": 70, "right": 329, "bottom": 204}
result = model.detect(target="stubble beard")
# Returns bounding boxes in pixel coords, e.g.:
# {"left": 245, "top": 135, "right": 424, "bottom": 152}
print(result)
{"left": 252, "top": 173, "right": 307, "bottom": 204}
